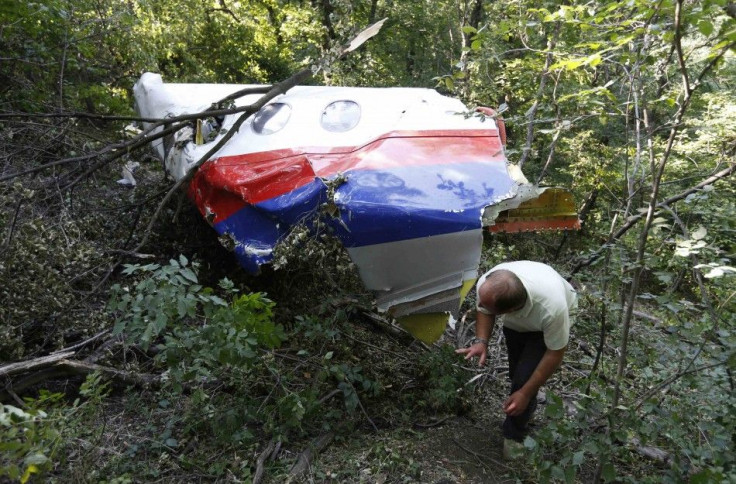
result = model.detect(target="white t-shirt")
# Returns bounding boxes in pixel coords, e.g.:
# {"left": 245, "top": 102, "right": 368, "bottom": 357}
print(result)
{"left": 476, "top": 261, "right": 577, "bottom": 350}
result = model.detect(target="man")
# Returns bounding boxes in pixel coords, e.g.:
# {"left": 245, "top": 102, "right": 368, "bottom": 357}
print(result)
{"left": 456, "top": 261, "right": 577, "bottom": 459}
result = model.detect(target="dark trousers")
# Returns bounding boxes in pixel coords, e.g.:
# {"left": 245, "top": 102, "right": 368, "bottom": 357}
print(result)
{"left": 502, "top": 327, "right": 547, "bottom": 442}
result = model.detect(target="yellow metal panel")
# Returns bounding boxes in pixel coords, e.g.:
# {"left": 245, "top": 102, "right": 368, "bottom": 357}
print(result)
{"left": 398, "top": 313, "right": 449, "bottom": 344}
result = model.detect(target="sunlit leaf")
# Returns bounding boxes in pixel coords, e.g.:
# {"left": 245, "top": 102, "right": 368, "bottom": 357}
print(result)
{"left": 691, "top": 226, "right": 707, "bottom": 240}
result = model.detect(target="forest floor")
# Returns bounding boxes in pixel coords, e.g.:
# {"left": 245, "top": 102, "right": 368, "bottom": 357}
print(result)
{"left": 312, "top": 411, "right": 515, "bottom": 484}
{"left": 274, "top": 327, "right": 545, "bottom": 484}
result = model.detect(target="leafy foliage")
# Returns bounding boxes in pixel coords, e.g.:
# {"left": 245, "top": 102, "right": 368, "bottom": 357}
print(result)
{"left": 0, "top": 374, "right": 110, "bottom": 484}
{"left": 109, "top": 256, "right": 285, "bottom": 390}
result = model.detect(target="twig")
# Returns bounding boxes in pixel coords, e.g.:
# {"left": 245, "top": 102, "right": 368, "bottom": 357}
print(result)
{"left": 0, "top": 100, "right": 267, "bottom": 123}
{"left": 630, "top": 437, "right": 671, "bottom": 463}
{"left": 0, "top": 357, "right": 160, "bottom": 402}
{"left": 0, "top": 195, "right": 23, "bottom": 257}
{"left": 6, "top": 388, "right": 27, "bottom": 408}
{"left": 0, "top": 121, "right": 181, "bottom": 183}
{"left": 318, "top": 389, "right": 342, "bottom": 405}
{"left": 0, "top": 351, "right": 75, "bottom": 378}
{"left": 103, "top": 250, "right": 155, "bottom": 259}
{"left": 518, "top": 21, "right": 560, "bottom": 169}
{"left": 60, "top": 122, "right": 187, "bottom": 190}
{"left": 347, "top": 380, "right": 379, "bottom": 432}
{"left": 361, "top": 311, "right": 410, "bottom": 339}
{"left": 339, "top": 330, "right": 407, "bottom": 359}
{"left": 51, "top": 330, "right": 111, "bottom": 355}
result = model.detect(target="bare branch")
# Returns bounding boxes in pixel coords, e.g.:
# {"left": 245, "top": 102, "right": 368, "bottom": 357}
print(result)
{"left": 572, "top": 163, "right": 736, "bottom": 274}
{"left": 289, "top": 433, "right": 335, "bottom": 478}
{"left": 1, "top": 359, "right": 160, "bottom": 402}
{"left": 519, "top": 22, "right": 560, "bottom": 169}
{"left": 0, "top": 121, "right": 184, "bottom": 183}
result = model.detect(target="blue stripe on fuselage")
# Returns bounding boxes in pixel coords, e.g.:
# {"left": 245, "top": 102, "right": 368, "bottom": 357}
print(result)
{"left": 330, "top": 161, "right": 514, "bottom": 247}
{"left": 214, "top": 160, "right": 515, "bottom": 270}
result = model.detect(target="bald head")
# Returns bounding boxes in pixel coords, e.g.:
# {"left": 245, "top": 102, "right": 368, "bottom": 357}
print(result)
{"left": 478, "top": 270, "right": 527, "bottom": 314}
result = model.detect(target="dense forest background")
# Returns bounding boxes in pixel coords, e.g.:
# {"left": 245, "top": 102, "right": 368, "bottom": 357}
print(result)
{"left": 1, "top": 0, "right": 734, "bottom": 482}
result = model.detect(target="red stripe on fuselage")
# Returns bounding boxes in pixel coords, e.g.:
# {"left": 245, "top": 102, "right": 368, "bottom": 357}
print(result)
{"left": 190, "top": 129, "right": 505, "bottom": 224}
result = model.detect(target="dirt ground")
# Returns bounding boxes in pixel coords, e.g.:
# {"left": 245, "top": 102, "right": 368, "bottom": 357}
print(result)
{"left": 408, "top": 416, "right": 514, "bottom": 483}
{"left": 307, "top": 379, "right": 533, "bottom": 484}
{"left": 298, "top": 326, "right": 537, "bottom": 483}
{"left": 310, "top": 413, "right": 525, "bottom": 484}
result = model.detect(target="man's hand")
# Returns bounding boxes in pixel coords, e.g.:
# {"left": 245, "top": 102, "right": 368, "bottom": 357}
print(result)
{"left": 455, "top": 342, "right": 488, "bottom": 366}
{"left": 503, "top": 390, "right": 531, "bottom": 416}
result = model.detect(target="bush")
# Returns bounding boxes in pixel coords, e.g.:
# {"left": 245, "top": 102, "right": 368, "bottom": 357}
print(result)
{"left": 109, "top": 256, "right": 285, "bottom": 390}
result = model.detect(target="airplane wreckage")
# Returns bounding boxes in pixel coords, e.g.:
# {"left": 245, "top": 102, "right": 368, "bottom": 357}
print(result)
{"left": 133, "top": 72, "right": 579, "bottom": 343}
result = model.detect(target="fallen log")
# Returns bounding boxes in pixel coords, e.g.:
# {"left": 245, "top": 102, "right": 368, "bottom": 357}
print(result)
{"left": 288, "top": 432, "right": 335, "bottom": 479}
{"left": 631, "top": 437, "right": 671, "bottom": 464}
{"left": 0, "top": 351, "right": 75, "bottom": 378}
{"left": 1, "top": 357, "right": 160, "bottom": 403}
{"left": 253, "top": 439, "right": 277, "bottom": 484}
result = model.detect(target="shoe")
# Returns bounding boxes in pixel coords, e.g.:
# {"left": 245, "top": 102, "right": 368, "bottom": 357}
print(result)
{"left": 503, "top": 438, "right": 526, "bottom": 461}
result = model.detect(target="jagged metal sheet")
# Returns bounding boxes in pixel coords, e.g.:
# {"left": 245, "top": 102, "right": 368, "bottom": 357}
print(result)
{"left": 488, "top": 187, "right": 581, "bottom": 233}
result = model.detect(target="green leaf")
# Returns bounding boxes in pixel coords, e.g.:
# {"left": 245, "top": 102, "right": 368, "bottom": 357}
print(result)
{"left": 141, "top": 322, "right": 154, "bottom": 347}
{"left": 180, "top": 267, "right": 198, "bottom": 283}
{"left": 23, "top": 453, "right": 49, "bottom": 466}
{"left": 177, "top": 297, "right": 188, "bottom": 318}
{"left": 601, "top": 462, "right": 616, "bottom": 482}
{"left": 545, "top": 392, "right": 564, "bottom": 418}
{"left": 112, "top": 320, "right": 126, "bottom": 336}
{"left": 690, "top": 470, "right": 715, "bottom": 484}
{"left": 523, "top": 436, "right": 537, "bottom": 450}
{"left": 551, "top": 58, "right": 585, "bottom": 71}
{"left": 698, "top": 20, "right": 713, "bottom": 36}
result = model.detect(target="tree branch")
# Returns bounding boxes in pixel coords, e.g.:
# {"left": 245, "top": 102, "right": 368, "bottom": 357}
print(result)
{"left": 1, "top": 355, "right": 160, "bottom": 403}
{"left": 571, "top": 163, "right": 736, "bottom": 274}
{"left": 519, "top": 21, "right": 561, "bottom": 169}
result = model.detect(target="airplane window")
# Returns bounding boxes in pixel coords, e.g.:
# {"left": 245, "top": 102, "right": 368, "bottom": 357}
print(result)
{"left": 252, "top": 103, "right": 291, "bottom": 135}
{"left": 321, "top": 101, "right": 360, "bottom": 132}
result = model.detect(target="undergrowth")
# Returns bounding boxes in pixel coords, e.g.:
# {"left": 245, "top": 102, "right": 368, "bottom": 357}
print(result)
{"left": 2, "top": 252, "right": 472, "bottom": 482}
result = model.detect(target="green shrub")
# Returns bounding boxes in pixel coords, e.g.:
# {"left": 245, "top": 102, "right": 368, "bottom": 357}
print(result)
{"left": 108, "top": 256, "right": 285, "bottom": 390}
